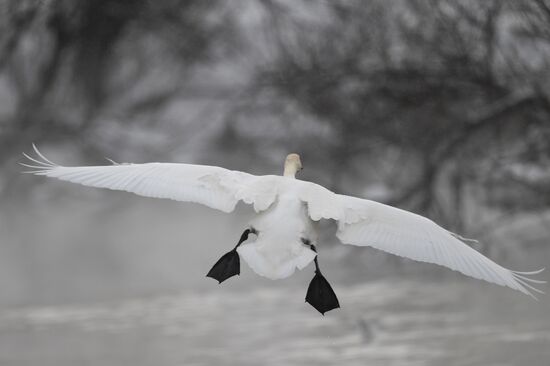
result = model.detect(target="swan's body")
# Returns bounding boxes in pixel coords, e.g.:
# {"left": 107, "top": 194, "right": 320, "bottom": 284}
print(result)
{"left": 240, "top": 180, "right": 317, "bottom": 279}
{"left": 23, "top": 146, "right": 545, "bottom": 311}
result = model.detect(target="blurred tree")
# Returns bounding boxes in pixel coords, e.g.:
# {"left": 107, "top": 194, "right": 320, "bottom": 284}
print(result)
{"left": 228, "top": 0, "right": 550, "bottom": 238}
{"left": 0, "top": 0, "right": 240, "bottom": 197}
{"left": 1, "top": 0, "right": 549, "bottom": 245}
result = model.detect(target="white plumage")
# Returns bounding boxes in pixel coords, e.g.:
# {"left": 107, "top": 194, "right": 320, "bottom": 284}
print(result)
{"left": 23, "top": 146, "right": 545, "bottom": 298}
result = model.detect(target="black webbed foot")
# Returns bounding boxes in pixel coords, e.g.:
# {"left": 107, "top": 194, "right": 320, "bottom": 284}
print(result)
{"left": 206, "top": 249, "right": 240, "bottom": 283}
{"left": 302, "top": 240, "right": 340, "bottom": 315}
{"left": 306, "top": 270, "right": 340, "bottom": 315}
{"left": 206, "top": 228, "right": 252, "bottom": 284}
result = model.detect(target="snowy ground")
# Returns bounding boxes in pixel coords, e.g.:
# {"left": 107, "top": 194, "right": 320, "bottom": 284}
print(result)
{"left": 1, "top": 279, "right": 549, "bottom": 366}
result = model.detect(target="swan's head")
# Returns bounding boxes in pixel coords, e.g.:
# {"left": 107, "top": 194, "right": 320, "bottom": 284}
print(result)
{"left": 284, "top": 153, "right": 303, "bottom": 177}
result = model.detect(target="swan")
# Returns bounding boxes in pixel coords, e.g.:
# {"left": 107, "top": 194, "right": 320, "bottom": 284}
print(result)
{"left": 22, "top": 145, "right": 545, "bottom": 314}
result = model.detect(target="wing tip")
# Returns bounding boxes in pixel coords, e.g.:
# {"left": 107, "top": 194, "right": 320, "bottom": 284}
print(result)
{"left": 21, "top": 144, "right": 59, "bottom": 174}
{"left": 511, "top": 268, "right": 546, "bottom": 300}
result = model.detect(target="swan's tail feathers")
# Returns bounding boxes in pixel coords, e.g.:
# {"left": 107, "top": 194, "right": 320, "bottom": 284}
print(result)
{"left": 20, "top": 144, "right": 59, "bottom": 174}
{"left": 511, "top": 268, "right": 546, "bottom": 300}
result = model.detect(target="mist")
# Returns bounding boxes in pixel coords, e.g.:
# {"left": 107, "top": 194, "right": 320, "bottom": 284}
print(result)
{"left": 1, "top": 1, "right": 549, "bottom": 365}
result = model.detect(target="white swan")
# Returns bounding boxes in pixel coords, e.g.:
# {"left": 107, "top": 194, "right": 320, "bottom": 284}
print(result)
{"left": 22, "top": 145, "right": 545, "bottom": 314}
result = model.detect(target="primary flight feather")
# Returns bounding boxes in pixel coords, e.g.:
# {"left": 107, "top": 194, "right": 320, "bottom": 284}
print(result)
{"left": 23, "top": 146, "right": 545, "bottom": 314}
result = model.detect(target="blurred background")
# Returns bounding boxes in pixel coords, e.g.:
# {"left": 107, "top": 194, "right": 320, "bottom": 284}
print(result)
{"left": 1, "top": 0, "right": 549, "bottom": 365}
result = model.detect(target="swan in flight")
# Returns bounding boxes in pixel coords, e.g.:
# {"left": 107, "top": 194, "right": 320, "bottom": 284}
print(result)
{"left": 22, "top": 145, "right": 544, "bottom": 314}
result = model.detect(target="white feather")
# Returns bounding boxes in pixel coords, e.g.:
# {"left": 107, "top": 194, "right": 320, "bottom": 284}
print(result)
{"left": 24, "top": 147, "right": 545, "bottom": 294}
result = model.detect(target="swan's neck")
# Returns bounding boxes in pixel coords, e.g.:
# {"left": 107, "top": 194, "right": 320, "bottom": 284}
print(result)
{"left": 283, "top": 163, "right": 297, "bottom": 178}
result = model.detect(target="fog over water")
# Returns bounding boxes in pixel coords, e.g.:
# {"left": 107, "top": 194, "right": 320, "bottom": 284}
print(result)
{"left": 1, "top": 0, "right": 550, "bottom": 365}
{"left": 1, "top": 197, "right": 549, "bottom": 365}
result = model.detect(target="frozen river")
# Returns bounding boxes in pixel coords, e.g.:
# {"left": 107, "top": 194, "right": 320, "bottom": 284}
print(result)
{"left": 1, "top": 279, "right": 548, "bottom": 366}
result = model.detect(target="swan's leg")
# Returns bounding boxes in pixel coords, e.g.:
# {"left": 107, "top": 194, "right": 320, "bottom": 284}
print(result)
{"left": 206, "top": 228, "right": 252, "bottom": 284}
{"left": 302, "top": 240, "right": 340, "bottom": 315}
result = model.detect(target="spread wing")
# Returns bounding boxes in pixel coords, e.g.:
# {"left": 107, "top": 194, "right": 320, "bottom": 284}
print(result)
{"left": 22, "top": 145, "right": 278, "bottom": 213}
{"left": 295, "top": 180, "right": 545, "bottom": 298}
{"left": 23, "top": 146, "right": 545, "bottom": 297}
